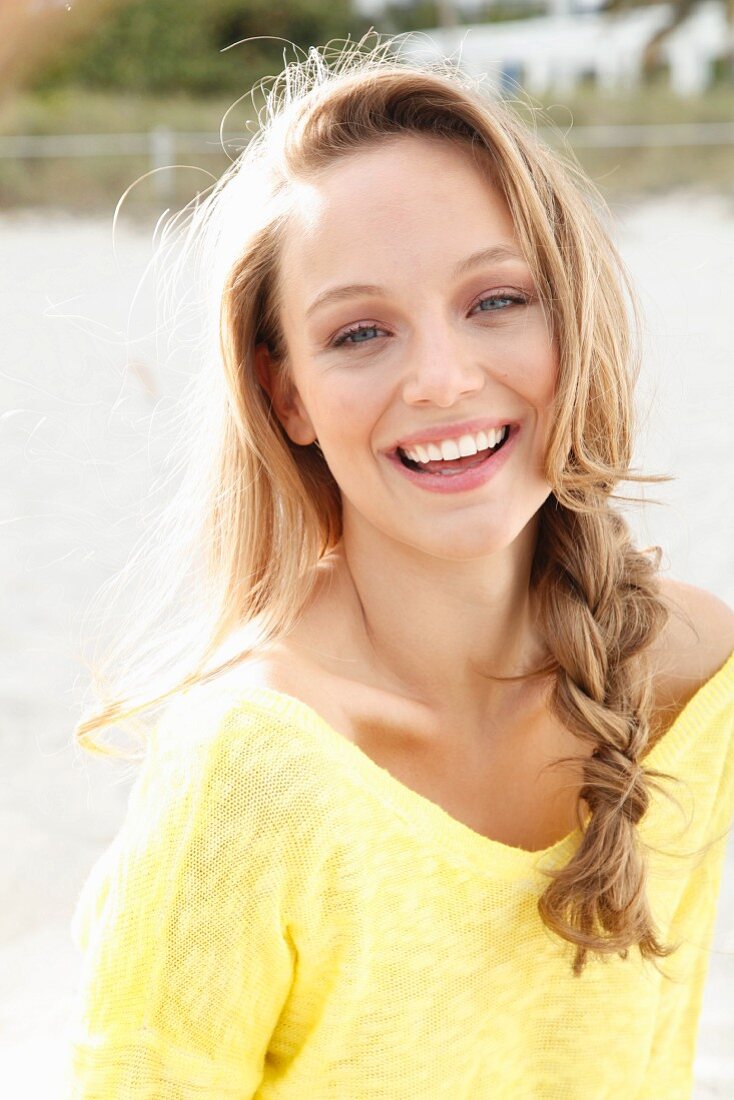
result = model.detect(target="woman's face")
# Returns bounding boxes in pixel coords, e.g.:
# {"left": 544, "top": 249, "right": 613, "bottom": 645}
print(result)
{"left": 259, "top": 133, "right": 558, "bottom": 561}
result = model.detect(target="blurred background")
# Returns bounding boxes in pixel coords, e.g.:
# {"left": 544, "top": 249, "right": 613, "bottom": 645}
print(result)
{"left": 1, "top": 1, "right": 732, "bottom": 1097}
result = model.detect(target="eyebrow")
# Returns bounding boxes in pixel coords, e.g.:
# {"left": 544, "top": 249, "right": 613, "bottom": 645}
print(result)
{"left": 304, "top": 244, "right": 527, "bottom": 321}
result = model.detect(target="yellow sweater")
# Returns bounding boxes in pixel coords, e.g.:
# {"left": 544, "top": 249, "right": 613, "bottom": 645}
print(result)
{"left": 66, "top": 651, "right": 734, "bottom": 1099}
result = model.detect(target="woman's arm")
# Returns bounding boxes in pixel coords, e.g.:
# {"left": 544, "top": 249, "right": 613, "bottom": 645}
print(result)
{"left": 64, "top": 701, "right": 296, "bottom": 1099}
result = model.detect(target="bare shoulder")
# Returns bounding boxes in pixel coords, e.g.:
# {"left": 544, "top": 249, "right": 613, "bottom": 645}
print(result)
{"left": 205, "top": 627, "right": 337, "bottom": 717}
{"left": 205, "top": 638, "right": 295, "bottom": 694}
{"left": 650, "top": 576, "right": 734, "bottom": 715}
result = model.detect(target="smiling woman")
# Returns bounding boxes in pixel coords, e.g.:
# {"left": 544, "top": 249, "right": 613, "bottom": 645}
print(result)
{"left": 254, "top": 133, "right": 557, "bottom": 543}
{"left": 66, "top": 31, "right": 734, "bottom": 1100}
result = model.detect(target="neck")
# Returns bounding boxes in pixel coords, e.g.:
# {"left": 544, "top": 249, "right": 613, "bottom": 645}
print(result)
{"left": 323, "top": 509, "right": 549, "bottom": 721}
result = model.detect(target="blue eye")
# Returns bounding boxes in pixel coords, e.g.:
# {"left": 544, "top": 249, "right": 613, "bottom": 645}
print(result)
{"left": 474, "top": 293, "right": 526, "bottom": 312}
{"left": 332, "top": 324, "right": 382, "bottom": 348}
{"left": 330, "top": 291, "right": 528, "bottom": 350}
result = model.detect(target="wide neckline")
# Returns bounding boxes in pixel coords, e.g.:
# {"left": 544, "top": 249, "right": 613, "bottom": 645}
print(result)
{"left": 232, "top": 648, "right": 734, "bottom": 882}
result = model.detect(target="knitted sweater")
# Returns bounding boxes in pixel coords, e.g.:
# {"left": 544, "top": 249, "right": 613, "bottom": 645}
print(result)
{"left": 66, "top": 650, "right": 734, "bottom": 1099}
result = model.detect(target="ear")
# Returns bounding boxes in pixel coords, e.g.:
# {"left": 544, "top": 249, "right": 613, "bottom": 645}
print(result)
{"left": 253, "top": 343, "right": 316, "bottom": 447}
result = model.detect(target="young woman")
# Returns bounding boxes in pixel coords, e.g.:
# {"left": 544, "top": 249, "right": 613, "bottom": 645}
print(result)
{"left": 66, "top": 35, "right": 734, "bottom": 1099}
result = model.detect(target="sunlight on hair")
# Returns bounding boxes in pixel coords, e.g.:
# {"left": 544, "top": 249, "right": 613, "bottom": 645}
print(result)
{"left": 72, "top": 28, "right": 695, "bottom": 979}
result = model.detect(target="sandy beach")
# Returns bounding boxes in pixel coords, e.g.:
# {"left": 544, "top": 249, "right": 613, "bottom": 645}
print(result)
{"left": 2, "top": 189, "right": 733, "bottom": 1097}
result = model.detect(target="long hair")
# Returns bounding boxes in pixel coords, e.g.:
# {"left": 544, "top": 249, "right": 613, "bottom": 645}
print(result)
{"left": 74, "top": 32, "right": 687, "bottom": 977}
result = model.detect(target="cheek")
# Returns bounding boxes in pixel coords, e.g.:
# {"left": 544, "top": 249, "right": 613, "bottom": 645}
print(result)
{"left": 496, "top": 352, "right": 557, "bottom": 409}
{"left": 537, "top": 360, "right": 558, "bottom": 411}
{"left": 491, "top": 317, "right": 558, "bottom": 401}
{"left": 522, "top": 329, "right": 558, "bottom": 409}
{"left": 532, "top": 347, "right": 559, "bottom": 478}
{"left": 323, "top": 377, "right": 385, "bottom": 442}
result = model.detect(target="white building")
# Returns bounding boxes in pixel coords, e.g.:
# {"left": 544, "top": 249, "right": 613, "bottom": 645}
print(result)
{"left": 392, "top": 1, "right": 733, "bottom": 96}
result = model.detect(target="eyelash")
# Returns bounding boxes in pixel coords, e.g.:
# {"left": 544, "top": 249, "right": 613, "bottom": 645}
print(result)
{"left": 329, "top": 290, "right": 530, "bottom": 350}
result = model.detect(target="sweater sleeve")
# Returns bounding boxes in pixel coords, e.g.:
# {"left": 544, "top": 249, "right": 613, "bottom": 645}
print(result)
{"left": 64, "top": 701, "right": 297, "bottom": 1099}
{"left": 635, "top": 697, "right": 734, "bottom": 1100}
{"left": 634, "top": 833, "right": 731, "bottom": 1100}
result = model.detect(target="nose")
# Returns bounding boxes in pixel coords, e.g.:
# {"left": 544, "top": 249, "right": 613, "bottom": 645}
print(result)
{"left": 400, "top": 326, "right": 486, "bottom": 408}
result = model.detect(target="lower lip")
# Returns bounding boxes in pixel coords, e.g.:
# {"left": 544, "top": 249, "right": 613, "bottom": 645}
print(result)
{"left": 385, "top": 427, "right": 519, "bottom": 494}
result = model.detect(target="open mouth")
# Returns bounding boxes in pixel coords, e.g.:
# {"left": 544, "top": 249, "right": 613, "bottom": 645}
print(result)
{"left": 396, "top": 425, "right": 512, "bottom": 475}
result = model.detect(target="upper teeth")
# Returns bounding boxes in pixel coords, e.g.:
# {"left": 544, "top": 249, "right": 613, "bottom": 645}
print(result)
{"left": 401, "top": 426, "right": 508, "bottom": 465}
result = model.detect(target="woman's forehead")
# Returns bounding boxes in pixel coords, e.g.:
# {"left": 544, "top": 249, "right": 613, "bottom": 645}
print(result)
{"left": 278, "top": 138, "right": 519, "bottom": 297}
{"left": 287, "top": 132, "right": 498, "bottom": 212}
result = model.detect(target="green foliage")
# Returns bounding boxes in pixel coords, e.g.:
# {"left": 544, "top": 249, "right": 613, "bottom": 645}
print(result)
{"left": 378, "top": 1, "right": 437, "bottom": 35}
{"left": 379, "top": 0, "right": 545, "bottom": 34}
{"left": 31, "top": 0, "right": 373, "bottom": 97}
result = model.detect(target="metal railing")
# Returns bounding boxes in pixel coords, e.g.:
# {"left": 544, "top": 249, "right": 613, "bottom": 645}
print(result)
{"left": 1, "top": 123, "right": 732, "bottom": 199}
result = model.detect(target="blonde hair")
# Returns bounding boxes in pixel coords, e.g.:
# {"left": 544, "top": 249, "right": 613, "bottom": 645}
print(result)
{"left": 76, "top": 32, "right": 687, "bottom": 977}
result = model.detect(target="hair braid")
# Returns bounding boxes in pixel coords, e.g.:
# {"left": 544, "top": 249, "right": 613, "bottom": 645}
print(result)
{"left": 532, "top": 498, "right": 678, "bottom": 976}
{"left": 73, "top": 37, "right": 694, "bottom": 977}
